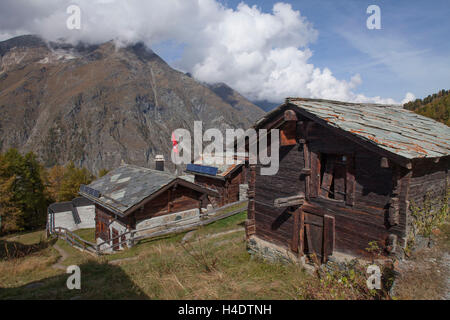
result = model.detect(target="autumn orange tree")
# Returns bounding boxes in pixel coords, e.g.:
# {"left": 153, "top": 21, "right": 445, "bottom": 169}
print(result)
{"left": 46, "top": 165, "right": 66, "bottom": 202}
{"left": 51, "top": 161, "right": 95, "bottom": 202}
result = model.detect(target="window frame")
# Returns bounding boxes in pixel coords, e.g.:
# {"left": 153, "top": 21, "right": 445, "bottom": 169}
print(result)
{"left": 309, "top": 151, "right": 355, "bottom": 206}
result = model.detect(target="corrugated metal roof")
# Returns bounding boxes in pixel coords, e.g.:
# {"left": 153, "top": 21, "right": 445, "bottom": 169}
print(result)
{"left": 81, "top": 165, "right": 176, "bottom": 214}
{"left": 48, "top": 197, "right": 93, "bottom": 213}
{"left": 283, "top": 98, "right": 450, "bottom": 160}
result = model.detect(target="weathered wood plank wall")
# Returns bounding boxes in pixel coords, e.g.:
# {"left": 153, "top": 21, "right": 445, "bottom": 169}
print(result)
{"left": 247, "top": 105, "right": 444, "bottom": 259}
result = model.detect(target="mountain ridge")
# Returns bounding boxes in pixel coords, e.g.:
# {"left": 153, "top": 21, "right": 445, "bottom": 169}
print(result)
{"left": 0, "top": 35, "right": 265, "bottom": 173}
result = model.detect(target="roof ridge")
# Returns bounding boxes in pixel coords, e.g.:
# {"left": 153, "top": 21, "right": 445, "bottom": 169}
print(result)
{"left": 286, "top": 97, "right": 400, "bottom": 108}
{"left": 122, "top": 163, "right": 176, "bottom": 178}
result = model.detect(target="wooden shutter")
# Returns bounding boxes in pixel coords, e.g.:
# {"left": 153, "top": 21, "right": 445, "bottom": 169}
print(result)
{"left": 320, "top": 156, "right": 335, "bottom": 197}
{"left": 334, "top": 163, "right": 346, "bottom": 201}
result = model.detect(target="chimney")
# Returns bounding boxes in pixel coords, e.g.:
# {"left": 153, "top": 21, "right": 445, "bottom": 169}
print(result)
{"left": 155, "top": 155, "right": 165, "bottom": 171}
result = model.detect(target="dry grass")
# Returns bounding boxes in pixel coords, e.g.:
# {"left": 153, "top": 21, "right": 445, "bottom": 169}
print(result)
{"left": 0, "top": 246, "right": 61, "bottom": 290}
{"left": 115, "top": 233, "right": 309, "bottom": 300}
{"left": 0, "top": 215, "right": 311, "bottom": 300}
{"left": 1, "top": 213, "right": 448, "bottom": 300}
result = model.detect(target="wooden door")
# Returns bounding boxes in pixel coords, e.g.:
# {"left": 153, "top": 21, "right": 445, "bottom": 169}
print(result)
{"left": 303, "top": 211, "right": 324, "bottom": 262}
{"left": 292, "top": 208, "right": 335, "bottom": 263}
{"left": 112, "top": 228, "right": 119, "bottom": 251}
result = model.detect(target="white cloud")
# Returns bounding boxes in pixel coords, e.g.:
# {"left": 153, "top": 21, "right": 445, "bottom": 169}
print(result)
{"left": 401, "top": 92, "right": 416, "bottom": 105}
{"left": 0, "top": 0, "right": 399, "bottom": 104}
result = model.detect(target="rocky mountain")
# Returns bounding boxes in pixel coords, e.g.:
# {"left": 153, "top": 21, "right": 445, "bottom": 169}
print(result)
{"left": 252, "top": 99, "right": 282, "bottom": 112}
{"left": 0, "top": 35, "right": 265, "bottom": 173}
{"left": 206, "top": 82, "right": 265, "bottom": 119}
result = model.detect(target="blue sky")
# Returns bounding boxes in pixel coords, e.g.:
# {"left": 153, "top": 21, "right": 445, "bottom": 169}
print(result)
{"left": 154, "top": 0, "right": 450, "bottom": 102}
{"left": 1, "top": 0, "right": 448, "bottom": 103}
{"left": 237, "top": 0, "right": 449, "bottom": 101}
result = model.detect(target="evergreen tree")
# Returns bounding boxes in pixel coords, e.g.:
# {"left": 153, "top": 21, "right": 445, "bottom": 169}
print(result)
{"left": 0, "top": 171, "right": 22, "bottom": 233}
{"left": 0, "top": 149, "right": 48, "bottom": 232}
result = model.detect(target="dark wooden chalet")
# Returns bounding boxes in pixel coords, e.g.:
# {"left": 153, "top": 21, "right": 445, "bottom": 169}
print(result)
{"left": 185, "top": 155, "right": 247, "bottom": 208}
{"left": 246, "top": 98, "right": 450, "bottom": 263}
{"left": 79, "top": 164, "right": 217, "bottom": 250}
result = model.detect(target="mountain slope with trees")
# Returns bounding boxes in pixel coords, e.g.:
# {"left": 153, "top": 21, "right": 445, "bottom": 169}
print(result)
{"left": 404, "top": 89, "right": 449, "bottom": 126}
{"left": 0, "top": 149, "right": 96, "bottom": 234}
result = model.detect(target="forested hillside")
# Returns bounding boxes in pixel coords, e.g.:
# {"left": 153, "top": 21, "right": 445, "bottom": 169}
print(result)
{"left": 0, "top": 149, "right": 98, "bottom": 234}
{"left": 404, "top": 89, "right": 449, "bottom": 126}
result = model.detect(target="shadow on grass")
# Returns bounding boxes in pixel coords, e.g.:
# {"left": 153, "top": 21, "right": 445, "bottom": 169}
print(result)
{"left": 0, "top": 238, "right": 57, "bottom": 260}
{"left": 0, "top": 260, "right": 149, "bottom": 300}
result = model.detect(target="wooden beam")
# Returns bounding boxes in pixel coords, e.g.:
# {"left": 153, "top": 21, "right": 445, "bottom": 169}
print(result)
{"left": 300, "top": 168, "right": 311, "bottom": 175}
{"left": 305, "top": 224, "right": 313, "bottom": 255}
{"left": 380, "top": 157, "right": 389, "bottom": 168}
{"left": 388, "top": 197, "right": 400, "bottom": 226}
{"left": 274, "top": 194, "right": 305, "bottom": 207}
{"left": 298, "top": 209, "right": 305, "bottom": 257}
{"left": 303, "top": 144, "right": 311, "bottom": 200}
{"left": 323, "top": 215, "right": 335, "bottom": 263}
{"left": 291, "top": 209, "right": 300, "bottom": 253}
{"left": 167, "top": 189, "right": 172, "bottom": 213}
{"left": 298, "top": 121, "right": 314, "bottom": 201}
{"left": 310, "top": 151, "right": 321, "bottom": 198}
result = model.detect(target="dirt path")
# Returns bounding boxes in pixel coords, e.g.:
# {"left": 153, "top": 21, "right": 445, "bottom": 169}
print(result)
{"left": 109, "top": 256, "right": 140, "bottom": 265}
{"left": 52, "top": 244, "right": 69, "bottom": 270}
{"left": 201, "top": 228, "right": 245, "bottom": 240}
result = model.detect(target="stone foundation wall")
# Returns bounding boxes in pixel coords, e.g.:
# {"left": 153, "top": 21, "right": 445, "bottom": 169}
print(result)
{"left": 239, "top": 184, "right": 249, "bottom": 201}
{"left": 247, "top": 236, "right": 376, "bottom": 271}
{"left": 247, "top": 236, "right": 304, "bottom": 265}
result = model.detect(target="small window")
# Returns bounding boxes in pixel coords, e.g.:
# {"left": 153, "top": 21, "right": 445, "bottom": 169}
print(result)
{"left": 319, "top": 154, "right": 347, "bottom": 200}
{"left": 310, "top": 153, "right": 355, "bottom": 205}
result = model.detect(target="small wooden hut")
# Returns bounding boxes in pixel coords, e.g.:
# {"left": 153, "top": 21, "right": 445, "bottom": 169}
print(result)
{"left": 79, "top": 164, "right": 217, "bottom": 251}
{"left": 186, "top": 154, "right": 248, "bottom": 208}
{"left": 245, "top": 98, "right": 450, "bottom": 263}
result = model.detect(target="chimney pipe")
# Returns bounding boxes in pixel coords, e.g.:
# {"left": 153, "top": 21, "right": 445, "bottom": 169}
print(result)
{"left": 155, "top": 155, "right": 165, "bottom": 171}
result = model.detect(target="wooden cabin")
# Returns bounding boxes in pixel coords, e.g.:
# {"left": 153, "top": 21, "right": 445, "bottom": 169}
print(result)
{"left": 245, "top": 98, "right": 450, "bottom": 263}
{"left": 185, "top": 155, "right": 247, "bottom": 208}
{"left": 79, "top": 164, "right": 217, "bottom": 252}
